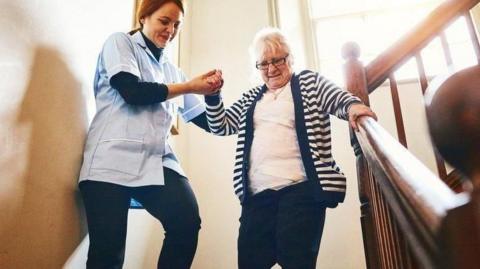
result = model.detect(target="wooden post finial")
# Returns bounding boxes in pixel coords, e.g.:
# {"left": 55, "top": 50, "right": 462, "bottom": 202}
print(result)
{"left": 425, "top": 65, "right": 480, "bottom": 188}
{"left": 342, "top": 42, "right": 361, "bottom": 61}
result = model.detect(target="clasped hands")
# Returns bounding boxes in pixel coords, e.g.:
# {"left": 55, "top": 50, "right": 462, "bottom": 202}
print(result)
{"left": 189, "top": 69, "right": 223, "bottom": 95}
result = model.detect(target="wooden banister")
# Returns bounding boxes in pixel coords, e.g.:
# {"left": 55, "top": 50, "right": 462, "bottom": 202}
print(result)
{"left": 356, "top": 117, "right": 464, "bottom": 228}
{"left": 341, "top": 0, "right": 480, "bottom": 268}
{"left": 425, "top": 65, "right": 480, "bottom": 269}
{"left": 365, "top": 0, "right": 480, "bottom": 91}
{"left": 355, "top": 116, "right": 468, "bottom": 268}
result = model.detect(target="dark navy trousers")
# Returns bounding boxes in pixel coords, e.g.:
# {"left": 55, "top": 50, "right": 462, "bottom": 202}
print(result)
{"left": 80, "top": 167, "right": 201, "bottom": 269}
{"left": 238, "top": 180, "right": 327, "bottom": 269}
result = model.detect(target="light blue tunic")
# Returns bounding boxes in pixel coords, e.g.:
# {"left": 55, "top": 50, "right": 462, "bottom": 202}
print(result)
{"left": 79, "top": 31, "right": 204, "bottom": 186}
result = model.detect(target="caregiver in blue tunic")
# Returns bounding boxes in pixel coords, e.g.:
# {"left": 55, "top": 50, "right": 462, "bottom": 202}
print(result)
{"left": 78, "top": 1, "right": 222, "bottom": 268}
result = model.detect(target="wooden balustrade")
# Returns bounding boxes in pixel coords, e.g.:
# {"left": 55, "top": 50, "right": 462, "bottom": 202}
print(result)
{"left": 341, "top": 1, "right": 480, "bottom": 267}
{"left": 388, "top": 74, "right": 407, "bottom": 148}
{"left": 345, "top": 0, "right": 480, "bottom": 181}
{"left": 355, "top": 117, "right": 466, "bottom": 268}
{"left": 342, "top": 42, "right": 378, "bottom": 269}
{"left": 425, "top": 65, "right": 480, "bottom": 268}
{"left": 365, "top": 0, "right": 480, "bottom": 91}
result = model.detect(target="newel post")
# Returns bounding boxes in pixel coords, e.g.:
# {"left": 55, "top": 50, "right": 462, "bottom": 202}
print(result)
{"left": 342, "top": 42, "right": 379, "bottom": 269}
{"left": 426, "top": 65, "right": 480, "bottom": 269}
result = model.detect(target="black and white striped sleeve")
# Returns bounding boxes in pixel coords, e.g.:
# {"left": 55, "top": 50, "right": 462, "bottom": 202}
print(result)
{"left": 315, "top": 74, "right": 362, "bottom": 120}
{"left": 204, "top": 92, "right": 247, "bottom": 136}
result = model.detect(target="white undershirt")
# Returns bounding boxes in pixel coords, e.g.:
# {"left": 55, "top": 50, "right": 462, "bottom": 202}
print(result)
{"left": 248, "top": 82, "right": 307, "bottom": 194}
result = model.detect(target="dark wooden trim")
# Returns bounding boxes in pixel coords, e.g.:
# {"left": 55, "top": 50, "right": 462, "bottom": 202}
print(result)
{"left": 433, "top": 148, "right": 448, "bottom": 181}
{"left": 388, "top": 75, "right": 408, "bottom": 148}
{"left": 371, "top": 178, "right": 387, "bottom": 269}
{"left": 356, "top": 145, "right": 381, "bottom": 269}
{"left": 415, "top": 53, "right": 429, "bottom": 95}
{"left": 445, "top": 169, "right": 467, "bottom": 193}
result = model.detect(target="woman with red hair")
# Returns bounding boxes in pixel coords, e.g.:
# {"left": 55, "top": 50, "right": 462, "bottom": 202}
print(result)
{"left": 78, "top": 1, "right": 222, "bottom": 268}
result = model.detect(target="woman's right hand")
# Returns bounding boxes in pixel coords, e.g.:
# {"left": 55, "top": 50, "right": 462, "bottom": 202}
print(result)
{"left": 188, "top": 69, "right": 223, "bottom": 95}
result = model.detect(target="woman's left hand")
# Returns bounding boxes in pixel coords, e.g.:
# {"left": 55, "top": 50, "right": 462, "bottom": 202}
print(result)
{"left": 348, "top": 103, "right": 377, "bottom": 131}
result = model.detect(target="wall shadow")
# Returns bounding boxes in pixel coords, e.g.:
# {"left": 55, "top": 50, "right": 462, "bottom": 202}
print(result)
{"left": 0, "top": 46, "right": 88, "bottom": 269}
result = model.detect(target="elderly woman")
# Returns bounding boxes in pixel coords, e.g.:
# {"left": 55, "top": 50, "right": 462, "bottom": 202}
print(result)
{"left": 204, "top": 28, "right": 376, "bottom": 268}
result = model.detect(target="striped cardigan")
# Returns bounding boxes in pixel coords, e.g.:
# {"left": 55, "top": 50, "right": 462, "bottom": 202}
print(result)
{"left": 205, "top": 70, "right": 361, "bottom": 205}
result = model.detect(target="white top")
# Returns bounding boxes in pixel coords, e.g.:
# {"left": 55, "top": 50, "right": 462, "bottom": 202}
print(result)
{"left": 248, "top": 82, "right": 307, "bottom": 194}
{"left": 78, "top": 32, "right": 205, "bottom": 187}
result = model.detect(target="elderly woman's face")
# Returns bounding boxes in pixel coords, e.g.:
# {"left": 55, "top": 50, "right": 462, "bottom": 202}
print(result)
{"left": 257, "top": 49, "right": 292, "bottom": 90}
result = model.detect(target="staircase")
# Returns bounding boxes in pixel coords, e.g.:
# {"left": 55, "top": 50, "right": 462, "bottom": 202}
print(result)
{"left": 341, "top": 0, "right": 480, "bottom": 268}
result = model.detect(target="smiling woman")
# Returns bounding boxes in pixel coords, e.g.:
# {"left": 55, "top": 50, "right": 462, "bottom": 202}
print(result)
{"left": 77, "top": 0, "right": 223, "bottom": 268}
{"left": 130, "top": 0, "right": 184, "bottom": 210}
{"left": 202, "top": 27, "right": 376, "bottom": 268}
{"left": 134, "top": 0, "right": 182, "bottom": 134}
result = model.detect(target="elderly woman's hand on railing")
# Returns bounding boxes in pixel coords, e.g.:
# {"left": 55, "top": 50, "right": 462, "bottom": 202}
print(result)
{"left": 348, "top": 103, "right": 377, "bottom": 131}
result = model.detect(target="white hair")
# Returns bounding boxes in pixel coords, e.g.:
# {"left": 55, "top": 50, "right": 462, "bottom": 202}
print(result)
{"left": 248, "top": 27, "right": 294, "bottom": 83}
{"left": 249, "top": 27, "right": 294, "bottom": 66}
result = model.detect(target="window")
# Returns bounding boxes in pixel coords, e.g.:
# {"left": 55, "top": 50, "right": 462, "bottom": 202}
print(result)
{"left": 276, "top": 0, "right": 477, "bottom": 85}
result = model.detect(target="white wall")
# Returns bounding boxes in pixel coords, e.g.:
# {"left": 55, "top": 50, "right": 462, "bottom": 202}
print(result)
{"left": 0, "top": 0, "right": 169, "bottom": 268}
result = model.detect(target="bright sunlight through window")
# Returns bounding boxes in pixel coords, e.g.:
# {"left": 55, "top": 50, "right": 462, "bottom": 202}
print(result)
{"left": 277, "top": 0, "right": 477, "bottom": 85}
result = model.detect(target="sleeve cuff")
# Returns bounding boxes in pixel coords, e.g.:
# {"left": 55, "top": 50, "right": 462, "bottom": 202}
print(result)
{"left": 204, "top": 93, "right": 221, "bottom": 106}
{"left": 345, "top": 99, "right": 363, "bottom": 116}
{"left": 107, "top": 64, "right": 141, "bottom": 80}
{"left": 181, "top": 102, "right": 205, "bottom": 122}
{"left": 179, "top": 94, "right": 206, "bottom": 122}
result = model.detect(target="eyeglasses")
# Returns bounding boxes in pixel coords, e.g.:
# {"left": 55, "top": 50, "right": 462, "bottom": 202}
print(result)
{"left": 255, "top": 54, "right": 289, "bottom": 70}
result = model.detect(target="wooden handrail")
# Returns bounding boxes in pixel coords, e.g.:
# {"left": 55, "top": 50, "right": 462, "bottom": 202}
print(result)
{"left": 341, "top": 1, "right": 480, "bottom": 267}
{"left": 365, "top": 0, "right": 480, "bottom": 91}
{"left": 356, "top": 116, "right": 465, "bottom": 228}
{"left": 355, "top": 116, "right": 468, "bottom": 268}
